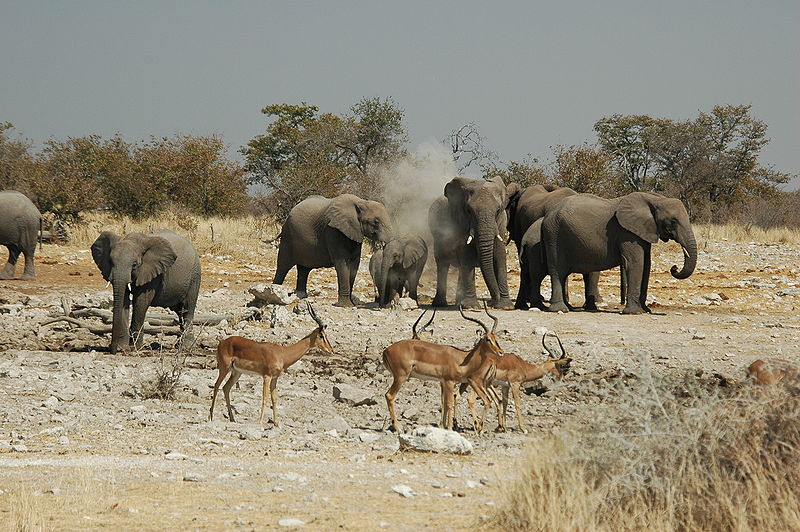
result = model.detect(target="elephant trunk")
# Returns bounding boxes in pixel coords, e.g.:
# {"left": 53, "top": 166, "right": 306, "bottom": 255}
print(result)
{"left": 476, "top": 212, "right": 501, "bottom": 301}
{"left": 111, "top": 276, "right": 130, "bottom": 353}
{"left": 670, "top": 225, "right": 698, "bottom": 279}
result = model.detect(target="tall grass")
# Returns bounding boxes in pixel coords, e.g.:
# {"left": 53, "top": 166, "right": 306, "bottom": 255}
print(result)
{"left": 489, "top": 355, "right": 800, "bottom": 531}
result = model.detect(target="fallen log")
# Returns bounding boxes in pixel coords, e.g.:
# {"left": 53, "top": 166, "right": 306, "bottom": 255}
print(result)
{"left": 40, "top": 316, "right": 181, "bottom": 336}
{"left": 67, "top": 308, "right": 261, "bottom": 326}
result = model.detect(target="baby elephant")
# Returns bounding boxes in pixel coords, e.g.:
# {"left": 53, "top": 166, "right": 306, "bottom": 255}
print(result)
{"left": 369, "top": 236, "right": 427, "bottom": 307}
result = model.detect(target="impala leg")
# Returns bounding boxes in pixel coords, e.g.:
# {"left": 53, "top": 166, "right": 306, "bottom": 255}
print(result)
{"left": 511, "top": 382, "right": 527, "bottom": 433}
{"left": 472, "top": 383, "right": 499, "bottom": 433}
{"left": 222, "top": 370, "right": 241, "bottom": 423}
{"left": 441, "top": 380, "right": 455, "bottom": 430}
{"left": 385, "top": 374, "right": 407, "bottom": 432}
{"left": 209, "top": 366, "right": 230, "bottom": 421}
{"left": 501, "top": 384, "right": 510, "bottom": 426}
{"left": 270, "top": 376, "right": 280, "bottom": 427}
{"left": 466, "top": 385, "right": 481, "bottom": 433}
{"left": 259, "top": 375, "right": 272, "bottom": 427}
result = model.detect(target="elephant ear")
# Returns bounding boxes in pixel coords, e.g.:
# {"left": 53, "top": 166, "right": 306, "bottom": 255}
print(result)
{"left": 402, "top": 238, "right": 427, "bottom": 269}
{"left": 505, "top": 182, "right": 523, "bottom": 212}
{"left": 135, "top": 236, "right": 178, "bottom": 286}
{"left": 91, "top": 231, "right": 121, "bottom": 282}
{"left": 615, "top": 193, "right": 659, "bottom": 244}
{"left": 325, "top": 196, "right": 364, "bottom": 242}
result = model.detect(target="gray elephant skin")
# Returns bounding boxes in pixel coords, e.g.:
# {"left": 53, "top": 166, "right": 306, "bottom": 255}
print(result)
{"left": 506, "top": 184, "right": 601, "bottom": 310}
{"left": 368, "top": 236, "right": 427, "bottom": 307}
{"left": 542, "top": 192, "right": 697, "bottom": 314}
{"left": 91, "top": 230, "right": 201, "bottom": 353}
{"left": 0, "top": 190, "right": 41, "bottom": 280}
{"left": 273, "top": 194, "right": 392, "bottom": 307}
{"left": 428, "top": 176, "right": 517, "bottom": 309}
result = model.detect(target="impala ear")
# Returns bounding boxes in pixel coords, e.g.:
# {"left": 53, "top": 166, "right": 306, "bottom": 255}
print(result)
{"left": 135, "top": 236, "right": 177, "bottom": 286}
{"left": 91, "top": 231, "right": 121, "bottom": 282}
{"left": 326, "top": 196, "right": 363, "bottom": 242}
{"left": 616, "top": 192, "right": 659, "bottom": 244}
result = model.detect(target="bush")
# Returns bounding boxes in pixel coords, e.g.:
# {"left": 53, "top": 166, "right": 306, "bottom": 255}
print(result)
{"left": 490, "top": 354, "right": 800, "bottom": 531}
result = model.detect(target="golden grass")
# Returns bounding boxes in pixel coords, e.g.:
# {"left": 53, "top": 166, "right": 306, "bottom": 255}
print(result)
{"left": 488, "top": 357, "right": 800, "bottom": 531}
{"left": 695, "top": 223, "right": 800, "bottom": 245}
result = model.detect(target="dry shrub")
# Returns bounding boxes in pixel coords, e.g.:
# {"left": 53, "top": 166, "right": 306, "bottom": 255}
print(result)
{"left": 490, "top": 355, "right": 800, "bottom": 531}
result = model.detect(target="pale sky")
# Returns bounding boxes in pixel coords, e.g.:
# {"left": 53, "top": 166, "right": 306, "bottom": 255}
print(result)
{"left": 2, "top": 1, "right": 798, "bottom": 188}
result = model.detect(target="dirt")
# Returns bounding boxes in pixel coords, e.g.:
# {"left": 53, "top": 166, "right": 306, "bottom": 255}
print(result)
{"left": 0, "top": 238, "right": 798, "bottom": 530}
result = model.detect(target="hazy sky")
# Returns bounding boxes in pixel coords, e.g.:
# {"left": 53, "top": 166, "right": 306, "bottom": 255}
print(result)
{"left": 2, "top": 1, "right": 798, "bottom": 187}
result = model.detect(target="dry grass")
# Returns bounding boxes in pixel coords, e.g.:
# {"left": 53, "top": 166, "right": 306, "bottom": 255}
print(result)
{"left": 695, "top": 223, "right": 800, "bottom": 245}
{"left": 67, "top": 210, "right": 281, "bottom": 259}
{"left": 489, "top": 355, "right": 800, "bottom": 531}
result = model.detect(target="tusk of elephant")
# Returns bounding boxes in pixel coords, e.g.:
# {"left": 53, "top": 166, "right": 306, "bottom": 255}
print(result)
{"left": 466, "top": 235, "right": 473, "bottom": 245}
{"left": 105, "top": 281, "right": 110, "bottom": 288}
{"left": 496, "top": 233, "right": 503, "bottom": 241}
{"left": 682, "top": 246, "right": 690, "bottom": 258}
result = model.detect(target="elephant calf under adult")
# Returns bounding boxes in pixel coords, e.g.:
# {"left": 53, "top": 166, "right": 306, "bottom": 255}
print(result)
{"left": 368, "top": 236, "right": 427, "bottom": 307}
{"left": 91, "top": 230, "right": 201, "bottom": 353}
{"left": 273, "top": 194, "right": 392, "bottom": 307}
{"left": 0, "top": 190, "right": 41, "bottom": 280}
{"left": 541, "top": 192, "right": 697, "bottom": 314}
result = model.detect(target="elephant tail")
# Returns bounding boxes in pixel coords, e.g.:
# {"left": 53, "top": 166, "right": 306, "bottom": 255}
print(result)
{"left": 38, "top": 216, "right": 43, "bottom": 251}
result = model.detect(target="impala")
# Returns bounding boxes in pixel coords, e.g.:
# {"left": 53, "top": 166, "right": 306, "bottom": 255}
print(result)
{"left": 382, "top": 304, "right": 502, "bottom": 433}
{"left": 209, "top": 303, "right": 333, "bottom": 426}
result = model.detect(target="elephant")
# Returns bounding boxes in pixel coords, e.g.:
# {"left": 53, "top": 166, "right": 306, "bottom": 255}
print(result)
{"left": 91, "top": 230, "right": 201, "bottom": 354}
{"left": 0, "top": 190, "right": 41, "bottom": 280}
{"left": 428, "top": 176, "right": 519, "bottom": 309}
{"left": 541, "top": 192, "right": 697, "bottom": 314}
{"left": 369, "top": 236, "right": 428, "bottom": 307}
{"left": 273, "top": 194, "right": 393, "bottom": 307}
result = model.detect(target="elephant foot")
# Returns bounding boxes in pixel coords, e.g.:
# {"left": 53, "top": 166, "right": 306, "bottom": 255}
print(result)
{"left": 514, "top": 300, "right": 529, "bottom": 310}
{"left": 431, "top": 296, "right": 449, "bottom": 308}
{"left": 333, "top": 297, "right": 354, "bottom": 308}
{"left": 294, "top": 290, "right": 308, "bottom": 299}
{"left": 583, "top": 301, "right": 599, "bottom": 311}
{"left": 459, "top": 297, "right": 481, "bottom": 310}
{"left": 621, "top": 304, "right": 646, "bottom": 315}
{"left": 489, "top": 298, "right": 514, "bottom": 310}
{"left": 0, "top": 270, "right": 14, "bottom": 280}
{"left": 19, "top": 273, "right": 35, "bottom": 281}
{"left": 547, "top": 301, "right": 569, "bottom": 313}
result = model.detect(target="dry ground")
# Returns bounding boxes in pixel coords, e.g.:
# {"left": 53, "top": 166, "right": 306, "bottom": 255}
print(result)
{"left": 1, "top": 220, "right": 799, "bottom": 530}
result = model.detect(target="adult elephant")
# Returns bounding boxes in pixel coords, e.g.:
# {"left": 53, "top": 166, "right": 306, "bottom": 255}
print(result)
{"left": 274, "top": 194, "right": 392, "bottom": 307}
{"left": 541, "top": 192, "right": 697, "bottom": 314}
{"left": 91, "top": 230, "right": 201, "bottom": 354}
{"left": 0, "top": 191, "right": 41, "bottom": 280}
{"left": 428, "top": 176, "right": 518, "bottom": 309}
{"left": 369, "top": 236, "right": 427, "bottom": 307}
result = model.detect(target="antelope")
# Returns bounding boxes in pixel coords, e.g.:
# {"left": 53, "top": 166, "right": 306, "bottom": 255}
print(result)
{"left": 209, "top": 303, "right": 333, "bottom": 426}
{"left": 382, "top": 304, "right": 503, "bottom": 433}
{"left": 746, "top": 358, "right": 798, "bottom": 386}
{"left": 461, "top": 331, "right": 571, "bottom": 432}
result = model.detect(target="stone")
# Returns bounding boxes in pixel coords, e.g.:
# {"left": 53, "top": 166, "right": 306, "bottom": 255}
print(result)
{"left": 164, "top": 451, "right": 190, "bottom": 461}
{"left": 238, "top": 426, "right": 264, "bottom": 441}
{"left": 332, "top": 384, "right": 378, "bottom": 406}
{"left": 398, "top": 426, "right": 473, "bottom": 455}
{"left": 391, "top": 484, "right": 415, "bottom": 498}
{"left": 777, "top": 287, "right": 800, "bottom": 297}
{"left": 358, "top": 432, "right": 381, "bottom": 444}
{"left": 317, "top": 415, "right": 350, "bottom": 434}
{"left": 397, "top": 298, "right": 418, "bottom": 311}
{"left": 183, "top": 475, "right": 204, "bottom": 482}
{"left": 42, "top": 396, "right": 59, "bottom": 408}
{"left": 278, "top": 518, "right": 305, "bottom": 527}
{"left": 269, "top": 306, "right": 293, "bottom": 328}
{"left": 249, "top": 284, "right": 298, "bottom": 306}
{"left": 533, "top": 326, "right": 549, "bottom": 337}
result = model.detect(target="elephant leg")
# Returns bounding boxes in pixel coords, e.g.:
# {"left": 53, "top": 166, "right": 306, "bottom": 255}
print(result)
{"left": 295, "top": 266, "right": 311, "bottom": 299}
{"left": 515, "top": 270, "right": 530, "bottom": 310}
{"left": 347, "top": 256, "right": 360, "bottom": 305}
{"left": 20, "top": 246, "right": 35, "bottom": 280}
{"left": 458, "top": 265, "right": 479, "bottom": 308}
{"left": 0, "top": 246, "right": 20, "bottom": 279}
{"left": 489, "top": 241, "right": 513, "bottom": 309}
{"left": 130, "top": 292, "right": 156, "bottom": 349}
{"left": 583, "top": 271, "right": 601, "bottom": 311}
{"left": 621, "top": 243, "right": 646, "bottom": 314}
{"left": 640, "top": 246, "right": 652, "bottom": 313}
{"left": 331, "top": 254, "right": 356, "bottom": 307}
{"left": 273, "top": 247, "right": 293, "bottom": 285}
{"left": 619, "top": 264, "right": 627, "bottom": 305}
{"left": 547, "top": 270, "right": 570, "bottom": 313}
{"left": 432, "top": 255, "right": 450, "bottom": 307}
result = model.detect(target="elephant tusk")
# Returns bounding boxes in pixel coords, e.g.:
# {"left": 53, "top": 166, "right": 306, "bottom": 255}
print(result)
{"left": 496, "top": 233, "right": 503, "bottom": 241}
{"left": 682, "top": 246, "right": 690, "bottom": 258}
{"left": 466, "top": 235, "right": 473, "bottom": 245}
{"left": 105, "top": 280, "right": 110, "bottom": 288}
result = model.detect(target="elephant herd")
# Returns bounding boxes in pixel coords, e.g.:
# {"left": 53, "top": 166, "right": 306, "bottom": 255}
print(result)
{"left": 273, "top": 178, "right": 697, "bottom": 315}
{"left": 1, "top": 178, "right": 697, "bottom": 356}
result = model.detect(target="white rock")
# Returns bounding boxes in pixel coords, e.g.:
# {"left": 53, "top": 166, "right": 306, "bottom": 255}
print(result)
{"left": 398, "top": 426, "right": 472, "bottom": 455}
{"left": 41, "top": 396, "right": 59, "bottom": 408}
{"left": 397, "top": 298, "right": 418, "bottom": 311}
{"left": 278, "top": 518, "right": 306, "bottom": 527}
{"left": 358, "top": 432, "right": 380, "bottom": 444}
{"left": 249, "top": 284, "right": 298, "bottom": 306}
{"left": 269, "top": 306, "right": 294, "bottom": 328}
{"left": 238, "top": 426, "right": 264, "bottom": 441}
{"left": 164, "top": 451, "right": 190, "bottom": 461}
{"left": 533, "top": 326, "right": 549, "bottom": 336}
{"left": 332, "top": 384, "right": 378, "bottom": 406}
{"left": 391, "top": 484, "right": 415, "bottom": 498}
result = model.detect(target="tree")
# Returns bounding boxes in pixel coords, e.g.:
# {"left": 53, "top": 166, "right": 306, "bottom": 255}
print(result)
{"left": 482, "top": 155, "right": 549, "bottom": 189}
{"left": 444, "top": 122, "right": 497, "bottom": 173}
{"left": 0, "top": 122, "right": 36, "bottom": 194}
{"left": 550, "top": 144, "right": 618, "bottom": 195}
{"left": 594, "top": 114, "right": 658, "bottom": 191}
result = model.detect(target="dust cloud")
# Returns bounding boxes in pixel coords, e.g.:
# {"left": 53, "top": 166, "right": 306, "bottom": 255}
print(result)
{"left": 378, "top": 141, "right": 457, "bottom": 239}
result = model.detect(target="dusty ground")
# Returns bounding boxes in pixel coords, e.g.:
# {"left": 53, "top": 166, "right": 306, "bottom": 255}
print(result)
{"left": 1, "top": 236, "right": 799, "bottom": 530}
